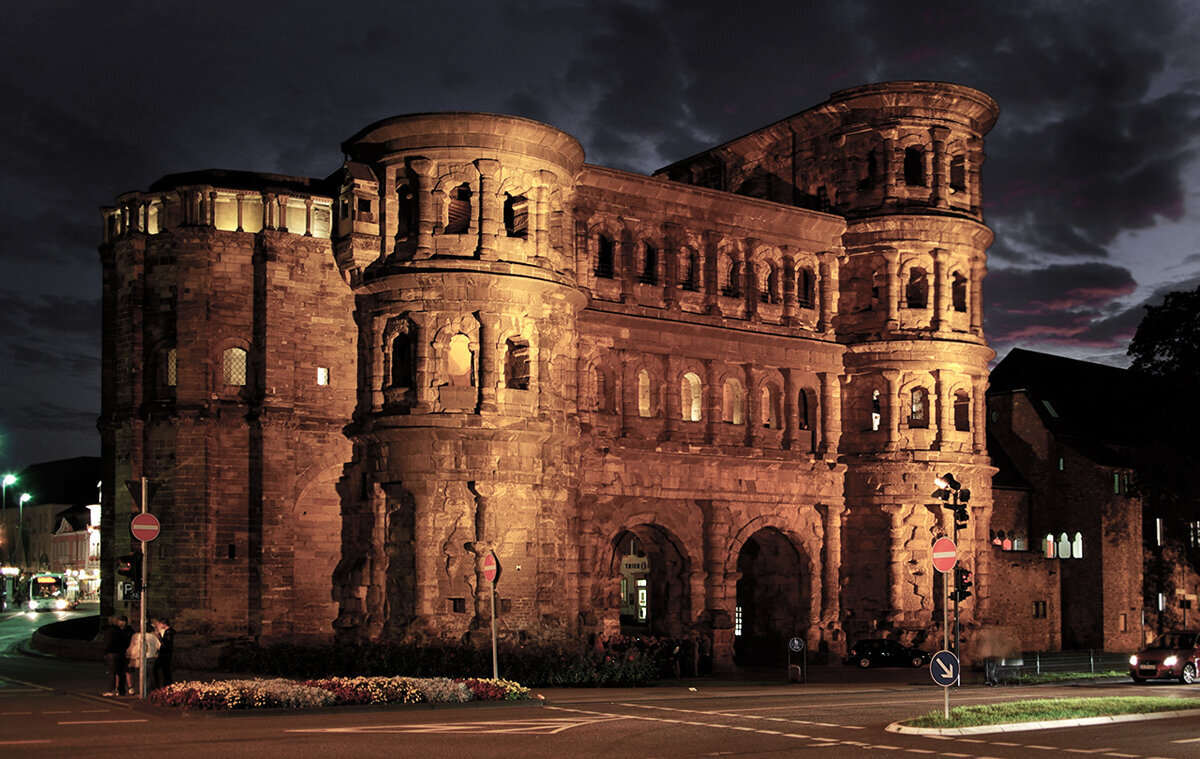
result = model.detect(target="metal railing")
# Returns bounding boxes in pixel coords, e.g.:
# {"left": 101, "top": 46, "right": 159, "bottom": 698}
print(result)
{"left": 985, "top": 650, "right": 1131, "bottom": 684}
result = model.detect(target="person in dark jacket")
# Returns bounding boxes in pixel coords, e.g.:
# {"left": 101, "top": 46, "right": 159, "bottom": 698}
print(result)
{"left": 152, "top": 617, "right": 175, "bottom": 689}
{"left": 102, "top": 616, "right": 132, "bottom": 696}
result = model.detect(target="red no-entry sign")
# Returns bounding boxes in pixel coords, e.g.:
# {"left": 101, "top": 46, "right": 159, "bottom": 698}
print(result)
{"left": 931, "top": 537, "right": 957, "bottom": 573}
{"left": 130, "top": 513, "right": 161, "bottom": 542}
{"left": 482, "top": 552, "right": 499, "bottom": 583}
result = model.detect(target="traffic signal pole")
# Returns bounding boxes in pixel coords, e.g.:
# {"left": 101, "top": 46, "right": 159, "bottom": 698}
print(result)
{"left": 139, "top": 476, "right": 148, "bottom": 700}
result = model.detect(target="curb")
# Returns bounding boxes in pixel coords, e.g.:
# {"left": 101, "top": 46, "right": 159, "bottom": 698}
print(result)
{"left": 887, "top": 706, "right": 1200, "bottom": 735}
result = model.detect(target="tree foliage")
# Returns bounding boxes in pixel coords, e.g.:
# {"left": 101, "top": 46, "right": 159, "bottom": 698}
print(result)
{"left": 1128, "top": 284, "right": 1200, "bottom": 382}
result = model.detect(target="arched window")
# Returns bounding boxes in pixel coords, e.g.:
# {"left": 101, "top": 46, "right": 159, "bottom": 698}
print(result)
{"left": 1044, "top": 534, "right": 1056, "bottom": 559}
{"left": 722, "top": 256, "right": 741, "bottom": 298}
{"left": 445, "top": 183, "right": 472, "bottom": 234}
{"left": 1071, "top": 532, "right": 1083, "bottom": 559}
{"left": 796, "top": 267, "right": 816, "bottom": 309}
{"left": 396, "top": 184, "right": 415, "bottom": 241}
{"left": 906, "top": 268, "right": 928, "bottom": 309}
{"left": 447, "top": 334, "right": 474, "bottom": 387}
{"left": 949, "top": 155, "right": 967, "bottom": 193}
{"left": 761, "top": 263, "right": 780, "bottom": 304}
{"left": 162, "top": 347, "right": 177, "bottom": 388}
{"left": 760, "top": 385, "right": 781, "bottom": 429}
{"left": 681, "top": 372, "right": 702, "bottom": 421}
{"left": 639, "top": 244, "right": 658, "bottom": 285}
{"left": 595, "top": 235, "right": 615, "bottom": 279}
{"left": 904, "top": 146, "right": 925, "bottom": 186}
{"left": 593, "top": 367, "right": 610, "bottom": 411}
{"left": 871, "top": 389, "right": 882, "bottom": 431}
{"left": 909, "top": 387, "right": 929, "bottom": 428}
{"left": 222, "top": 347, "right": 247, "bottom": 386}
{"left": 390, "top": 330, "right": 416, "bottom": 389}
{"left": 680, "top": 249, "right": 700, "bottom": 291}
{"left": 954, "top": 391, "right": 971, "bottom": 431}
{"left": 952, "top": 272, "right": 968, "bottom": 313}
{"left": 797, "top": 389, "right": 811, "bottom": 430}
{"left": 1057, "top": 532, "right": 1070, "bottom": 560}
{"left": 722, "top": 378, "right": 745, "bottom": 424}
{"left": 637, "top": 369, "right": 653, "bottom": 417}
{"left": 503, "top": 194, "right": 528, "bottom": 238}
{"left": 504, "top": 337, "right": 530, "bottom": 390}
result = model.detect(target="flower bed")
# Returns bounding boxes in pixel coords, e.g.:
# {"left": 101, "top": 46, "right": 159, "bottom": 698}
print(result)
{"left": 148, "top": 676, "right": 530, "bottom": 711}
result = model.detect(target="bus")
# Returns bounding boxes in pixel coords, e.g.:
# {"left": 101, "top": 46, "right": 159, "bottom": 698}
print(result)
{"left": 22, "top": 573, "right": 76, "bottom": 611}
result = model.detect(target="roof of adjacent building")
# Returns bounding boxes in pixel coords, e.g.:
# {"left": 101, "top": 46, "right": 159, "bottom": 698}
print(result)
{"left": 987, "top": 348, "right": 1164, "bottom": 468}
{"left": 15, "top": 456, "right": 101, "bottom": 508}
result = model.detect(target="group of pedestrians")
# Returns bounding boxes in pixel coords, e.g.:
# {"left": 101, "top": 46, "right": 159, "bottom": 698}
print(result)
{"left": 102, "top": 615, "right": 175, "bottom": 697}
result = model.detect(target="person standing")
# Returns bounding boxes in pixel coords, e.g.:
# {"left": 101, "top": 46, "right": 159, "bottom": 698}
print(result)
{"left": 125, "top": 619, "right": 160, "bottom": 696}
{"left": 152, "top": 617, "right": 175, "bottom": 689}
{"left": 102, "top": 616, "right": 131, "bottom": 697}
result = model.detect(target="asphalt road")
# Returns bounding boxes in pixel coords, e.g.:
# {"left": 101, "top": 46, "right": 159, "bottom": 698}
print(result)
{"left": 3, "top": 610, "right": 1200, "bottom": 758}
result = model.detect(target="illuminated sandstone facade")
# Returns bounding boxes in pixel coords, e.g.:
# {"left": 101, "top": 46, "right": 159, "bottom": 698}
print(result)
{"left": 101, "top": 81, "right": 1000, "bottom": 666}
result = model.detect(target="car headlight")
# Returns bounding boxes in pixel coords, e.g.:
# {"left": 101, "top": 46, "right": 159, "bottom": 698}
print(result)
{"left": 1130, "top": 655, "right": 1138, "bottom": 666}
{"left": 27, "top": 600, "right": 36, "bottom": 610}
{"left": 55, "top": 599, "right": 67, "bottom": 610}
{"left": 1164, "top": 655, "right": 1178, "bottom": 667}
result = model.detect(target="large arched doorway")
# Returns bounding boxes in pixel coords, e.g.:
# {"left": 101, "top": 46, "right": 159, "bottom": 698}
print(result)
{"left": 734, "top": 528, "right": 807, "bottom": 666}
{"left": 612, "top": 526, "right": 691, "bottom": 638}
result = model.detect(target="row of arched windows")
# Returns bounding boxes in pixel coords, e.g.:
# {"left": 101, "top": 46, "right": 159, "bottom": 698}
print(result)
{"left": 858, "top": 145, "right": 968, "bottom": 193}
{"left": 386, "top": 328, "right": 531, "bottom": 395}
{"left": 866, "top": 386, "right": 972, "bottom": 432}
{"left": 1044, "top": 532, "right": 1084, "bottom": 560}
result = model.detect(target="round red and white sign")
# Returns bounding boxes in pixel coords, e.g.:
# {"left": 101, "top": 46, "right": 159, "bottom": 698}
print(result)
{"left": 482, "top": 552, "right": 499, "bottom": 583}
{"left": 130, "top": 512, "right": 161, "bottom": 542}
{"left": 931, "top": 537, "right": 957, "bottom": 573}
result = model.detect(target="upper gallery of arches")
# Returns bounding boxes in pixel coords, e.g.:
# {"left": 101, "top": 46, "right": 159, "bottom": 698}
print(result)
{"left": 654, "top": 81, "right": 999, "bottom": 223}
{"left": 335, "top": 112, "right": 586, "bottom": 282}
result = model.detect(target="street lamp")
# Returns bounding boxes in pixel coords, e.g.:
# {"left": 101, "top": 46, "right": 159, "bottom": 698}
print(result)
{"left": 17, "top": 492, "right": 31, "bottom": 569}
{"left": 1, "top": 474, "right": 15, "bottom": 564}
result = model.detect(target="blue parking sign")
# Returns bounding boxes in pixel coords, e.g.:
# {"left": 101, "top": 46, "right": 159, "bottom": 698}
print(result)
{"left": 930, "top": 650, "right": 959, "bottom": 686}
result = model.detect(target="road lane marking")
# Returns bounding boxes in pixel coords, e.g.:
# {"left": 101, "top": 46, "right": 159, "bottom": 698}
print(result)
{"left": 1172, "top": 737, "right": 1200, "bottom": 743}
{"left": 286, "top": 716, "right": 624, "bottom": 736}
{"left": 57, "top": 719, "right": 149, "bottom": 725}
{"left": 0, "top": 740, "right": 52, "bottom": 746}
{"left": 618, "top": 703, "right": 866, "bottom": 731}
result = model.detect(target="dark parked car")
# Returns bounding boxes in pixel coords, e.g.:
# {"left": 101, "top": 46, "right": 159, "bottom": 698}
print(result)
{"left": 1130, "top": 630, "right": 1200, "bottom": 683}
{"left": 844, "top": 638, "right": 931, "bottom": 669}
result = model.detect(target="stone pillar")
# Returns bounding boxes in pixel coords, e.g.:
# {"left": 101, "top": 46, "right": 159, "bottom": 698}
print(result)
{"left": 882, "top": 503, "right": 914, "bottom": 623}
{"left": 933, "top": 369, "right": 948, "bottom": 451}
{"left": 819, "top": 503, "right": 847, "bottom": 629}
{"left": 412, "top": 313, "right": 434, "bottom": 413}
{"left": 703, "top": 359, "right": 717, "bottom": 444}
{"left": 931, "top": 248, "right": 945, "bottom": 332}
{"left": 781, "top": 250, "right": 796, "bottom": 326}
{"left": 930, "top": 126, "right": 950, "bottom": 209}
{"left": 884, "top": 249, "right": 900, "bottom": 330}
{"left": 818, "top": 254, "right": 836, "bottom": 333}
{"left": 783, "top": 367, "right": 798, "bottom": 450}
{"left": 818, "top": 371, "right": 841, "bottom": 457}
{"left": 410, "top": 158, "right": 437, "bottom": 259}
{"left": 278, "top": 194, "right": 290, "bottom": 233}
{"left": 236, "top": 193, "right": 245, "bottom": 232}
{"left": 365, "top": 481, "right": 388, "bottom": 639}
{"left": 744, "top": 364, "right": 759, "bottom": 447}
{"left": 884, "top": 369, "right": 901, "bottom": 451}
{"left": 304, "top": 197, "right": 314, "bottom": 237}
{"left": 881, "top": 125, "right": 898, "bottom": 205}
{"left": 662, "top": 223, "right": 680, "bottom": 310}
{"left": 744, "top": 238, "right": 759, "bottom": 321}
{"left": 619, "top": 350, "right": 636, "bottom": 437}
{"left": 263, "top": 192, "right": 275, "bottom": 230}
{"left": 476, "top": 158, "right": 501, "bottom": 261}
{"left": 968, "top": 137, "right": 985, "bottom": 216}
{"left": 620, "top": 224, "right": 636, "bottom": 304}
{"left": 535, "top": 171, "right": 554, "bottom": 264}
{"left": 971, "top": 258, "right": 986, "bottom": 336}
{"left": 663, "top": 355, "right": 680, "bottom": 441}
{"left": 206, "top": 191, "right": 217, "bottom": 227}
{"left": 973, "top": 375, "right": 987, "bottom": 453}
{"left": 703, "top": 231, "right": 720, "bottom": 315}
{"left": 479, "top": 313, "right": 499, "bottom": 413}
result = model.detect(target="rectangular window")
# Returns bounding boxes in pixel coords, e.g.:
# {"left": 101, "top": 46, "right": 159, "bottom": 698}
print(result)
{"left": 450, "top": 598, "right": 466, "bottom": 613}
{"left": 734, "top": 606, "right": 743, "bottom": 636}
{"left": 1058, "top": 457, "right": 1065, "bottom": 471}
{"left": 1191, "top": 521, "right": 1200, "bottom": 548}
{"left": 1159, "top": 592, "right": 1165, "bottom": 612}
{"left": 166, "top": 348, "right": 177, "bottom": 387}
{"left": 1113, "top": 472, "right": 1121, "bottom": 494}
{"left": 1156, "top": 518, "right": 1164, "bottom": 547}
{"left": 317, "top": 367, "right": 330, "bottom": 386}
{"left": 1033, "top": 601, "right": 1047, "bottom": 619}
{"left": 1120, "top": 613, "right": 1128, "bottom": 632}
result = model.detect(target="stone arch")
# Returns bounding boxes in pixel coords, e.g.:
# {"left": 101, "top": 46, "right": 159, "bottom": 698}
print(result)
{"left": 626, "top": 354, "right": 664, "bottom": 418}
{"left": 588, "top": 217, "right": 624, "bottom": 282}
{"left": 432, "top": 165, "right": 482, "bottom": 235}
{"left": 608, "top": 523, "right": 693, "bottom": 638}
{"left": 716, "top": 365, "right": 748, "bottom": 425}
{"left": 754, "top": 369, "right": 785, "bottom": 430}
{"left": 672, "top": 357, "right": 707, "bottom": 422}
{"left": 291, "top": 458, "right": 349, "bottom": 640}
{"left": 497, "top": 320, "right": 539, "bottom": 392}
{"left": 430, "top": 315, "right": 481, "bottom": 390}
{"left": 899, "top": 373, "right": 934, "bottom": 430}
{"left": 725, "top": 517, "right": 818, "bottom": 666}
{"left": 717, "top": 238, "right": 744, "bottom": 298}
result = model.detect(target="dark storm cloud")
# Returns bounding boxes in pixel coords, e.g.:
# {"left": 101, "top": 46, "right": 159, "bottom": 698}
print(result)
{"left": 985, "top": 263, "right": 1139, "bottom": 346}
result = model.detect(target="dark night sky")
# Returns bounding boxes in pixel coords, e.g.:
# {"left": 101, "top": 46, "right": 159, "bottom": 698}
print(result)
{"left": 1, "top": 1, "right": 1198, "bottom": 473}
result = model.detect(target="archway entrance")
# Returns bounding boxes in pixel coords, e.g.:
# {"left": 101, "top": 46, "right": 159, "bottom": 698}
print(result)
{"left": 613, "top": 526, "right": 690, "bottom": 638}
{"left": 734, "top": 528, "right": 807, "bottom": 666}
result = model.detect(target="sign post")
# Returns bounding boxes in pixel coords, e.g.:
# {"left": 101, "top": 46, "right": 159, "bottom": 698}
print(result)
{"left": 787, "top": 636, "right": 806, "bottom": 684}
{"left": 482, "top": 552, "right": 499, "bottom": 679}
{"left": 128, "top": 479, "right": 162, "bottom": 699}
{"left": 931, "top": 537, "right": 957, "bottom": 718}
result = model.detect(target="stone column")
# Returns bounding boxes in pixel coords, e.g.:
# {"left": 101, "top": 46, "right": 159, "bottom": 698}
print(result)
{"left": 884, "top": 369, "right": 901, "bottom": 451}
{"left": 973, "top": 375, "right": 987, "bottom": 453}
{"left": 744, "top": 238, "right": 759, "bottom": 321}
{"left": 884, "top": 249, "right": 900, "bottom": 330}
{"left": 535, "top": 171, "right": 554, "bottom": 264}
{"left": 206, "top": 191, "right": 217, "bottom": 227}
{"left": 930, "top": 126, "right": 950, "bottom": 209}
{"left": 304, "top": 197, "right": 314, "bottom": 237}
{"left": 818, "top": 371, "right": 841, "bottom": 457}
{"left": 781, "top": 250, "right": 796, "bottom": 326}
{"left": 744, "top": 364, "right": 759, "bottom": 447}
{"left": 475, "top": 158, "right": 501, "bottom": 261}
{"left": 783, "top": 367, "right": 798, "bottom": 450}
{"left": 662, "top": 223, "right": 680, "bottom": 310}
{"left": 412, "top": 313, "right": 434, "bottom": 413}
{"left": 881, "top": 503, "right": 914, "bottom": 623}
{"left": 933, "top": 369, "right": 948, "bottom": 451}
{"left": 620, "top": 224, "right": 636, "bottom": 304}
{"left": 931, "top": 248, "right": 945, "bottom": 332}
{"left": 663, "top": 355, "right": 680, "bottom": 441}
{"left": 365, "top": 480, "right": 389, "bottom": 639}
{"left": 235, "top": 193, "right": 245, "bottom": 232}
{"left": 479, "top": 313, "right": 499, "bottom": 413}
{"left": 278, "top": 194, "right": 290, "bottom": 233}
{"left": 409, "top": 158, "right": 437, "bottom": 259}
{"left": 881, "top": 124, "right": 898, "bottom": 205}
{"left": 971, "top": 258, "right": 986, "bottom": 336}
{"left": 968, "top": 137, "right": 986, "bottom": 216}
{"left": 819, "top": 503, "right": 847, "bottom": 627}
{"left": 703, "top": 359, "right": 717, "bottom": 444}
{"left": 818, "top": 254, "right": 836, "bottom": 333}
{"left": 703, "top": 231, "right": 720, "bottom": 316}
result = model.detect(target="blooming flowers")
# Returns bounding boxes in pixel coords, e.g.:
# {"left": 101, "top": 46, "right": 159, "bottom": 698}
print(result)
{"left": 148, "top": 676, "right": 530, "bottom": 711}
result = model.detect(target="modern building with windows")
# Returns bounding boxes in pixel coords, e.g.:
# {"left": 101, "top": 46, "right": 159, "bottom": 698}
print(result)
{"left": 100, "top": 81, "right": 1003, "bottom": 667}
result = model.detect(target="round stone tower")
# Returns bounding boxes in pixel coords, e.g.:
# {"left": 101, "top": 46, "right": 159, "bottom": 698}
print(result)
{"left": 797, "top": 82, "right": 1000, "bottom": 641}
{"left": 329, "top": 113, "right": 587, "bottom": 642}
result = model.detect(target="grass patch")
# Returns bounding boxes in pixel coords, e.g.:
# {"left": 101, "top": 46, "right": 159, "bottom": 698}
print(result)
{"left": 909, "top": 696, "right": 1200, "bottom": 728}
{"left": 1015, "top": 669, "right": 1127, "bottom": 685}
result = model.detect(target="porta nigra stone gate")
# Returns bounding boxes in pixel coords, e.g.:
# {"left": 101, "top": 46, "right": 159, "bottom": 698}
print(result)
{"left": 100, "top": 81, "right": 999, "bottom": 669}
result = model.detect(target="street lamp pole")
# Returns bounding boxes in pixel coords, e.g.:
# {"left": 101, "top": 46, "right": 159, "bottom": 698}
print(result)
{"left": 1, "top": 474, "right": 14, "bottom": 565}
{"left": 17, "top": 493, "right": 31, "bottom": 569}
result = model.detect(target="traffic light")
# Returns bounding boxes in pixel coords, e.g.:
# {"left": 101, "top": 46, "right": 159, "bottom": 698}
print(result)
{"left": 951, "top": 566, "right": 973, "bottom": 602}
{"left": 954, "top": 505, "right": 970, "bottom": 530}
{"left": 117, "top": 551, "right": 143, "bottom": 590}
